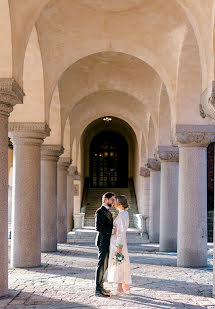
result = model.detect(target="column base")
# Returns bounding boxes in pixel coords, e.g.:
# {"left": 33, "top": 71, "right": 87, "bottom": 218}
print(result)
{"left": 177, "top": 251, "right": 207, "bottom": 267}
{"left": 149, "top": 234, "right": 159, "bottom": 243}
{"left": 159, "top": 239, "right": 177, "bottom": 252}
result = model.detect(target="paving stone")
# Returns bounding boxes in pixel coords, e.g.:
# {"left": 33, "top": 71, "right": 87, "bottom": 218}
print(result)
{"left": 0, "top": 239, "right": 214, "bottom": 308}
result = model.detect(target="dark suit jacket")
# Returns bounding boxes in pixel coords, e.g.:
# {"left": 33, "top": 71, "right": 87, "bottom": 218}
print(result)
{"left": 95, "top": 205, "right": 113, "bottom": 248}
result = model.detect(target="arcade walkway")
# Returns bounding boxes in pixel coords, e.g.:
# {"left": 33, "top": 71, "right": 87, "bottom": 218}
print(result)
{"left": 0, "top": 238, "right": 214, "bottom": 309}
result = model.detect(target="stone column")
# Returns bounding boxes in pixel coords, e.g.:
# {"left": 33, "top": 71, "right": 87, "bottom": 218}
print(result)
{"left": 9, "top": 122, "right": 50, "bottom": 268}
{"left": 0, "top": 79, "right": 24, "bottom": 297}
{"left": 147, "top": 158, "right": 161, "bottom": 243}
{"left": 157, "top": 146, "right": 179, "bottom": 252}
{"left": 57, "top": 157, "right": 70, "bottom": 243}
{"left": 41, "top": 145, "right": 63, "bottom": 252}
{"left": 139, "top": 167, "right": 150, "bottom": 233}
{"left": 67, "top": 165, "right": 75, "bottom": 232}
{"left": 174, "top": 124, "right": 215, "bottom": 267}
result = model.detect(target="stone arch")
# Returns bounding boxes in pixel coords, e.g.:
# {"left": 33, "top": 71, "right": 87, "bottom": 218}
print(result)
{"left": 9, "top": 0, "right": 50, "bottom": 86}
{"left": 80, "top": 116, "right": 138, "bottom": 184}
{"left": 71, "top": 137, "right": 77, "bottom": 167}
{"left": 9, "top": 26, "right": 45, "bottom": 122}
{"left": 158, "top": 85, "right": 171, "bottom": 146}
{"left": 58, "top": 52, "right": 162, "bottom": 125}
{"left": 176, "top": 25, "right": 204, "bottom": 125}
{"left": 69, "top": 90, "right": 147, "bottom": 142}
{"left": 140, "top": 134, "right": 147, "bottom": 166}
{"left": 44, "top": 86, "right": 61, "bottom": 145}
{"left": 35, "top": 0, "right": 189, "bottom": 111}
{"left": 62, "top": 117, "right": 70, "bottom": 158}
{"left": 176, "top": 0, "right": 215, "bottom": 88}
{"left": 147, "top": 116, "right": 157, "bottom": 158}
{"left": 0, "top": 0, "right": 12, "bottom": 78}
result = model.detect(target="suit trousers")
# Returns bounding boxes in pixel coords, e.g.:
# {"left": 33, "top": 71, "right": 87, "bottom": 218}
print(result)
{"left": 95, "top": 246, "right": 109, "bottom": 290}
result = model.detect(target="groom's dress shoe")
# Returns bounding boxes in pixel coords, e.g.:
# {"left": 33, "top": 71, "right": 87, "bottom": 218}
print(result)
{"left": 101, "top": 288, "right": 111, "bottom": 294}
{"left": 95, "top": 289, "right": 110, "bottom": 297}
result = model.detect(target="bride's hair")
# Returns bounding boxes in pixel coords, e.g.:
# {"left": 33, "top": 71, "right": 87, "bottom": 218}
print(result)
{"left": 116, "top": 195, "right": 129, "bottom": 209}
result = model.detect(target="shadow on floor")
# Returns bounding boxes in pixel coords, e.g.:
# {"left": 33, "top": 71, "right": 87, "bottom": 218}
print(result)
{"left": 117, "top": 294, "right": 208, "bottom": 309}
{"left": 131, "top": 275, "right": 213, "bottom": 298}
{"left": 0, "top": 289, "right": 97, "bottom": 308}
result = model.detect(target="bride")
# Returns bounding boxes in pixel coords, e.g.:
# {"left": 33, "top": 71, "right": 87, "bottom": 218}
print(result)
{"left": 107, "top": 195, "right": 131, "bottom": 295}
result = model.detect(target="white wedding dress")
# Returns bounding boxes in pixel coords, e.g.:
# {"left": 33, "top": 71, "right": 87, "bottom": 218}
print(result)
{"left": 107, "top": 209, "right": 131, "bottom": 284}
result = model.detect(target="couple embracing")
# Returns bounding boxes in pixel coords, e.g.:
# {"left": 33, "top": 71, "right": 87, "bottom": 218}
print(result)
{"left": 95, "top": 192, "right": 131, "bottom": 297}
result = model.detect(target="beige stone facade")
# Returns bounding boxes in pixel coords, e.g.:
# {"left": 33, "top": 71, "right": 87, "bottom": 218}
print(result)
{"left": 1, "top": 0, "right": 215, "bottom": 298}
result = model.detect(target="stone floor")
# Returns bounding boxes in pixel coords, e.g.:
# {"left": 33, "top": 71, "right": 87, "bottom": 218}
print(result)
{"left": 0, "top": 238, "right": 215, "bottom": 308}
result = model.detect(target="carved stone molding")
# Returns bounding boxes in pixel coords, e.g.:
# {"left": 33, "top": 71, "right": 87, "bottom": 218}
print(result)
{"left": 173, "top": 124, "right": 215, "bottom": 147}
{"left": 8, "top": 122, "right": 50, "bottom": 145}
{"left": 200, "top": 81, "right": 215, "bottom": 119}
{"left": 68, "top": 165, "right": 81, "bottom": 180}
{"left": 0, "top": 102, "right": 13, "bottom": 117}
{"left": 58, "top": 157, "right": 71, "bottom": 170}
{"left": 140, "top": 167, "right": 150, "bottom": 177}
{"left": 156, "top": 145, "right": 179, "bottom": 162}
{"left": 41, "top": 145, "right": 64, "bottom": 161}
{"left": 0, "top": 78, "right": 24, "bottom": 107}
{"left": 68, "top": 165, "right": 77, "bottom": 176}
{"left": 146, "top": 158, "right": 161, "bottom": 171}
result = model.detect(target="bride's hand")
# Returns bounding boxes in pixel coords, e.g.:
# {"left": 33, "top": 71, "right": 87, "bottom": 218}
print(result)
{"left": 113, "top": 227, "right": 117, "bottom": 235}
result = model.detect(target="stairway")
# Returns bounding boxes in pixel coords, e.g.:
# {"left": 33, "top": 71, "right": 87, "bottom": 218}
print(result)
{"left": 82, "top": 180, "right": 138, "bottom": 228}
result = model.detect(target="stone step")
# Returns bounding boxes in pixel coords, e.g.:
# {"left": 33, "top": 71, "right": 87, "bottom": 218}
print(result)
{"left": 67, "top": 227, "right": 147, "bottom": 244}
{"left": 82, "top": 183, "right": 138, "bottom": 228}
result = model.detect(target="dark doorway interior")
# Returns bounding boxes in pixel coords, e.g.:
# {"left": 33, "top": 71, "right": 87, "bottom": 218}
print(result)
{"left": 90, "top": 131, "right": 128, "bottom": 188}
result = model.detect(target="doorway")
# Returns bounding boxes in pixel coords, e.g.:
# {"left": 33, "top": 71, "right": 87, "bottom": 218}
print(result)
{"left": 90, "top": 131, "right": 128, "bottom": 188}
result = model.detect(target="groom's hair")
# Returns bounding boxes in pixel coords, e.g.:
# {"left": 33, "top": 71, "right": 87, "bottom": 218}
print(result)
{"left": 102, "top": 192, "right": 115, "bottom": 203}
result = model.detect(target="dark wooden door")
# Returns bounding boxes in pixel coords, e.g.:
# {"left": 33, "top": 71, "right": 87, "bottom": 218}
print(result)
{"left": 90, "top": 131, "right": 128, "bottom": 188}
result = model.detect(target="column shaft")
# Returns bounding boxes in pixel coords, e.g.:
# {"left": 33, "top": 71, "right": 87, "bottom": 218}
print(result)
{"left": 139, "top": 167, "right": 150, "bottom": 233}
{"left": 0, "top": 78, "right": 24, "bottom": 295}
{"left": 147, "top": 159, "right": 161, "bottom": 243}
{"left": 67, "top": 167, "right": 74, "bottom": 232}
{"left": 11, "top": 140, "right": 41, "bottom": 266}
{"left": 160, "top": 161, "right": 178, "bottom": 251}
{"left": 157, "top": 146, "right": 179, "bottom": 252}
{"left": 9, "top": 123, "right": 49, "bottom": 268}
{"left": 142, "top": 177, "right": 150, "bottom": 218}
{"left": 149, "top": 170, "right": 161, "bottom": 242}
{"left": 57, "top": 157, "right": 70, "bottom": 242}
{"left": 41, "top": 145, "right": 63, "bottom": 252}
{"left": 177, "top": 146, "right": 207, "bottom": 266}
{"left": 0, "top": 105, "right": 11, "bottom": 296}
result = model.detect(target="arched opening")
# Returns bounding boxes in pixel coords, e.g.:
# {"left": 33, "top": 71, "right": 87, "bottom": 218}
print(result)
{"left": 90, "top": 131, "right": 128, "bottom": 188}
{"left": 80, "top": 116, "right": 139, "bottom": 227}
{"left": 81, "top": 116, "right": 137, "bottom": 188}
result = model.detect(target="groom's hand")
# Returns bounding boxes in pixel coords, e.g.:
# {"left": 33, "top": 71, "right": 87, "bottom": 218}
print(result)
{"left": 113, "top": 227, "right": 117, "bottom": 235}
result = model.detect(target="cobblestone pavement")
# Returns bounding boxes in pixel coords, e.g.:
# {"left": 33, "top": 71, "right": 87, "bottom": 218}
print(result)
{"left": 0, "top": 239, "right": 215, "bottom": 308}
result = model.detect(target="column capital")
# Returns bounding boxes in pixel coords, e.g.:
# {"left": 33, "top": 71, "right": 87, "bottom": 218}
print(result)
{"left": 146, "top": 158, "right": 161, "bottom": 171}
{"left": 41, "top": 144, "right": 64, "bottom": 161}
{"left": 8, "top": 122, "right": 50, "bottom": 145}
{"left": 58, "top": 157, "right": 71, "bottom": 170}
{"left": 200, "top": 80, "right": 215, "bottom": 119}
{"left": 0, "top": 78, "right": 24, "bottom": 117}
{"left": 68, "top": 165, "right": 81, "bottom": 180}
{"left": 68, "top": 165, "right": 77, "bottom": 176}
{"left": 172, "top": 124, "right": 215, "bottom": 147}
{"left": 156, "top": 145, "right": 179, "bottom": 162}
{"left": 140, "top": 167, "right": 150, "bottom": 177}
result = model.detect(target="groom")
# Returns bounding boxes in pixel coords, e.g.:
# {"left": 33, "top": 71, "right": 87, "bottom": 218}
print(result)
{"left": 95, "top": 192, "right": 115, "bottom": 297}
